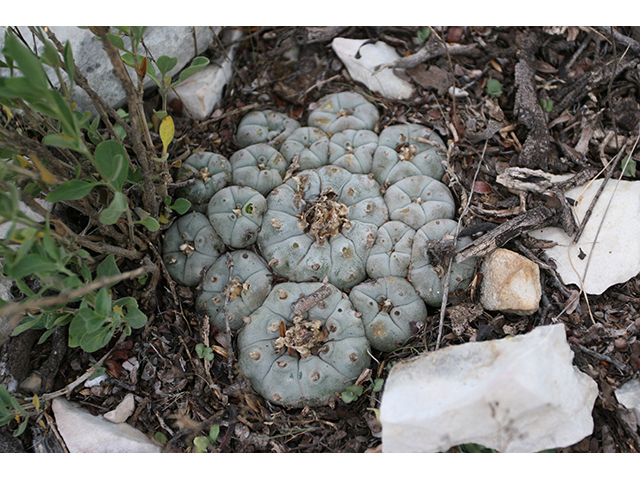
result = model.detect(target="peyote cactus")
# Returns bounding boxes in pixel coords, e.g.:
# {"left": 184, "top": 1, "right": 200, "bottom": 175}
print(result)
{"left": 409, "top": 219, "right": 476, "bottom": 307}
{"left": 235, "top": 109, "right": 301, "bottom": 148}
{"left": 229, "top": 143, "right": 290, "bottom": 196}
{"left": 372, "top": 124, "right": 446, "bottom": 186}
{"left": 366, "top": 221, "right": 416, "bottom": 279}
{"left": 308, "top": 91, "right": 379, "bottom": 134}
{"left": 197, "top": 250, "right": 273, "bottom": 331}
{"left": 257, "top": 165, "right": 388, "bottom": 289}
{"left": 177, "top": 152, "right": 232, "bottom": 211}
{"left": 328, "top": 129, "right": 379, "bottom": 174}
{"left": 207, "top": 186, "right": 267, "bottom": 249}
{"left": 349, "top": 276, "right": 427, "bottom": 352}
{"left": 162, "top": 212, "right": 226, "bottom": 286}
{"left": 238, "top": 282, "right": 371, "bottom": 407}
{"left": 279, "top": 126, "right": 330, "bottom": 171}
{"left": 162, "top": 90, "right": 477, "bottom": 408}
{"left": 384, "top": 175, "right": 456, "bottom": 230}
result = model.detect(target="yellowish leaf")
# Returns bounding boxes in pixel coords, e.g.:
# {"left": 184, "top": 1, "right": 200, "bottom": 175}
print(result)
{"left": 159, "top": 115, "right": 175, "bottom": 157}
{"left": 16, "top": 154, "right": 30, "bottom": 168}
{"left": 30, "top": 155, "right": 56, "bottom": 184}
{"left": 33, "top": 394, "right": 40, "bottom": 412}
{"left": 2, "top": 105, "right": 12, "bottom": 126}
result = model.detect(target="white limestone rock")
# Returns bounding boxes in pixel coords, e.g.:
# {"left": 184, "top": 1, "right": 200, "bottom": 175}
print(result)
{"left": 380, "top": 324, "right": 598, "bottom": 452}
{"left": 331, "top": 37, "right": 414, "bottom": 100}
{"left": 104, "top": 393, "right": 136, "bottom": 424}
{"left": 52, "top": 397, "right": 160, "bottom": 453}
{"left": 167, "top": 28, "right": 243, "bottom": 120}
{"left": 480, "top": 248, "right": 541, "bottom": 315}
{"left": 615, "top": 379, "right": 640, "bottom": 428}
{"left": 0, "top": 26, "right": 218, "bottom": 114}
{"left": 529, "top": 179, "right": 640, "bottom": 295}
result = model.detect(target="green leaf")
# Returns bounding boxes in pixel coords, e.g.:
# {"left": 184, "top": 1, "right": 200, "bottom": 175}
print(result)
{"left": 46, "top": 179, "right": 100, "bottom": 202}
{"left": 11, "top": 315, "right": 45, "bottom": 337}
{"left": 94, "top": 287, "right": 111, "bottom": 317}
{"left": 80, "top": 323, "right": 114, "bottom": 353}
{"left": 2, "top": 33, "right": 49, "bottom": 94}
{"left": 372, "top": 378, "right": 384, "bottom": 393}
{"left": 170, "top": 197, "right": 191, "bottom": 215}
{"left": 196, "top": 343, "right": 206, "bottom": 358}
{"left": 99, "top": 191, "right": 128, "bottom": 225}
{"left": 486, "top": 79, "right": 502, "bottom": 97}
{"left": 344, "top": 385, "right": 364, "bottom": 396}
{"left": 341, "top": 391, "right": 358, "bottom": 404}
{"left": 63, "top": 41, "right": 75, "bottom": 87}
{"left": 122, "top": 301, "right": 147, "bottom": 329}
{"left": 177, "top": 56, "right": 209, "bottom": 84}
{"left": 6, "top": 254, "right": 59, "bottom": 278}
{"left": 138, "top": 216, "right": 160, "bottom": 232}
{"left": 417, "top": 27, "right": 431, "bottom": 44}
{"left": 193, "top": 435, "right": 210, "bottom": 452}
{"left": 155, "top": 432, "right": 168, "bottom": 444}
{"left": 540, "top": 99, "right": 554, "bottom": 112}
{"left": 94, "top": 140, "right": 129, "bottom": 191}
{"left": 156, "top": 55, "right": 178, "bottom": 75}
{"left": 208, "top": 424, "right": 220, "bottom": 443}
{"left": 41, "top": 39, "right": 60, "bottom": 68}
{"left": 622, "top": 155, "right": 637, "bottom": 177}
{"left": 96, "top": 254, "right": 120, "bottom": 280}
{"left": 105, "top": 33, "right": 126, "bottom": 51}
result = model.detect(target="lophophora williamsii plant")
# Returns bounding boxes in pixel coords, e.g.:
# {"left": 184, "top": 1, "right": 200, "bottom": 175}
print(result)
{"left": 162, "top": 91, "right": 476, "bottom": 407}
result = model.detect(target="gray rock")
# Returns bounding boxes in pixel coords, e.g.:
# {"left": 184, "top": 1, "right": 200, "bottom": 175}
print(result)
{"left": 167, "top": 28, "right": 243, "bottom": 120}
{"left": 380, "top": 324, "right": 598, "bottom": 452}
{"left": 0, "top": 26, "right": 219, "bottom": 114}
{"left": 479, "top": 248, "right": 541, "bottom": 315}
{"left": 615, "top": 379, "right": 640, "bottom": 428}
{"left": 52, "top": 397, "right": 160, "bottom": 453}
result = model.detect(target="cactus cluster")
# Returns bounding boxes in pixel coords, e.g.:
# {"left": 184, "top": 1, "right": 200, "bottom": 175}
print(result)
{"left": 162, "top": 91, "right": 476, "bottom": 407}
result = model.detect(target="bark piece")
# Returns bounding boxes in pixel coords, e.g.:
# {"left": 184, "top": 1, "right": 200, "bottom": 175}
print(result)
{"left": 513, "top": 31, "right": 558, "bottom": 170}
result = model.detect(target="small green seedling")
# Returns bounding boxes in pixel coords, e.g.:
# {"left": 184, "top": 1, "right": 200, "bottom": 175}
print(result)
{"left": 193, "top": 424, "right": 220, "bottom": 452}
{"left": 417, "top": 27, "right": 431, "bottom": 44}
{"left": 195, "top": 343, "right": 214, "bottom": 362}
{"left": 622, "top": 155, "right": 637, "bottom": 177}
{"left": 341, "top": 378, "right": 384, "bottom": 404}
{"left": 540, "top": 99, "right": 554, "bottom": 112}
{"left": 486, "top": 79, "right": 502, "bottom": 97}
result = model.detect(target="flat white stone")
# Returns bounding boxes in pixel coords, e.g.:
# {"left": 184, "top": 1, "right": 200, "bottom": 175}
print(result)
{"left": 104, "top": 393, "right": 136, "bottom": 424}
{"left": 529, "top": 179, "right": 640, "bottom": 295}
{"left": 480, "top": 248, "right": 541, "bottom": 315}
{"left": 52, "top": 397, "right": 160, "bottom": 453}
{"left": 615, "top": 379, "right": 640, "bottom": 427}
{"left": 380, "top": 324, "right": 598, "bottom": 452}
{"left": 167, "top": 28, "right": 243, "bottom": 120}
{"left": 331, "top": 37, "right": 414, "bottom": 100}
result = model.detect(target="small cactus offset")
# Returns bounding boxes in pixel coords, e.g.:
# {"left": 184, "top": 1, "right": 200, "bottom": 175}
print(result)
{"left": 162, "top": 90, "right": 476, "bottom": 407}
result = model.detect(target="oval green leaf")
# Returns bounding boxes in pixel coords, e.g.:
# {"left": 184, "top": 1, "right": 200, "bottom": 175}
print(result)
{"left": 46, "top": 179, "right": 100, "bottom": 202}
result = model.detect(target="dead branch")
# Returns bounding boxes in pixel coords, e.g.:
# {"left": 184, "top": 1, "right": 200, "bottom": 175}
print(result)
{"left": 374, "top": 35, "right": 480, "bottom": 73}
{"left": 455, "top": 206, "right": 557, "bottom": 263}
{"left": 291, "top": 285, "right": 333, "bottom": 316}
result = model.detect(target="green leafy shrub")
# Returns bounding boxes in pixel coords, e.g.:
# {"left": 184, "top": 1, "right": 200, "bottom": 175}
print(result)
{"left": 0, "top": 26, "right": 207, "bottom": 352}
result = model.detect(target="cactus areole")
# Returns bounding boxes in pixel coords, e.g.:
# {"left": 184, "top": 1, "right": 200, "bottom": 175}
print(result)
{"left": 162, "top": 91, "right": 477, "bottom": 408}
